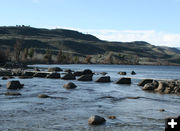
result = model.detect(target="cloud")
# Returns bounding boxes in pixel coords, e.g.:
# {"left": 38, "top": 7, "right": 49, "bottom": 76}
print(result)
{"left": 48, "top": 26, "right": 180, "bottom": 47}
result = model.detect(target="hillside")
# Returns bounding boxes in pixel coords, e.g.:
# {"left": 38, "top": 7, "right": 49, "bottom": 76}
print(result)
{"left": 0, "top": 26, "right": 180, "bottom": 65}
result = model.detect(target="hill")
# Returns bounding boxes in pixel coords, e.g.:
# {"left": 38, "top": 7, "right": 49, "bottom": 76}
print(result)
{"left": 0, "top": 26, "right": 180, "bottom": 65}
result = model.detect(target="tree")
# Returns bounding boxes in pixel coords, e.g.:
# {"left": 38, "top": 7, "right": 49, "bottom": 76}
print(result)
{"left": 28, "top": 48, "right": 34, "bottom": 60}
{"left": 14, "top": 39, "right": 23, "bottom": 62}
{"left": 44, "top": 49, "right": 52, "bottom": 64}
{"left": 56, "top": 49, "right": 63, "bottom": 63}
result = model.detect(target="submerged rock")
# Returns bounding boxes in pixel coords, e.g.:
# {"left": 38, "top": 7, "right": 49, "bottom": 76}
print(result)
{"left": 38, "top": 94, "right": 50, "bottom": 98}
{"left": 63, "top": 82, "right": 77, "bottom": 89}
{"left": 115, "top": 77, "right": 131, "bottom": 84}
{"left": 108, "top": 116, "right": 116, "bottom": 119}
{"left": 77, "top": 75, "right": 92, "bottom": 81}
{"left": 6, "top": 80, "right": 24, "bottom": 89}
{"left": 88, "top": 115, "right": 106, "bottom": 125}
{"left": 5, "top": 92, "right": 21, "bottom": 96}
{"left": 95, "top": 76, "right": 111, "bottom": 82}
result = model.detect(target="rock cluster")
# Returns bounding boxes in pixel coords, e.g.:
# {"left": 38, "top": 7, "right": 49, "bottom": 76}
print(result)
{"left": 138, "top": 79, "right": 180, "bottom": 95}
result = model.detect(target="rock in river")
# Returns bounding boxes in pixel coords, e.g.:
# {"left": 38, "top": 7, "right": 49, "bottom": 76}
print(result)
{"left": 118, "top": 72, "right": 126, "bottom": 75}
{"left": 5, "top": 92, "right": 21, "bottom": 96}
{"left": 95, "top": 76, "right": 111, "bottom": 82}
{"left": 38, "top": 94, "right": 50, "bottom": 98}
{"left": 46, "top": 73, "right": 61, "bottom": 79}
{"left": 115, "top": 77, "right": 131, "bottom": 84}
{"left": 6, "top": 80, "right": 24, "bottom": 89}
{"left": 61, "top": 73, "right": 75, "bottom": 80}
{"left": 48, "top": 67, "right": 63, "bottom": 72}
{"left": 138, "top": 79, "right": 153, "bottom": 86}
{"left": 63, "top": 82, "right": 77, "bottom": 89}
{"left": 77, "top": 75, "right": 92, "bottom": 81}
{"left": 88, "top": 115, "right": 106, "bottom": 125}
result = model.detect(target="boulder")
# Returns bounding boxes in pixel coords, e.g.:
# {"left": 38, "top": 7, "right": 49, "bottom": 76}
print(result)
{"left": 115, "top": 77, "right": 131, "bottom": 84}
{"left": 142, "top": 80, "right": 159, "bottom": 91}
{"left": 74, "top": 69, "right": 93, "bottom": 76}
{"left": 77, "top": 75, "right": 92, "bottom": 81}
{"left": 88, "top": 115, "right": 106, "bottom": 125}
{"left": 5, "top": 92, "right": 21, "bottom": 96}
{"left": 73, "top": 71, "right": 84, "bottom": 76}
{"left": 0, "top": 70, "right": 12, "bottom": 76}
{"left": 108, "top": 116, "right": 116, "bottom": 119}
{"left": 118, "top": 72, "right": 126, "bottom": 75}
{"left": 64, "top": 69, "right": 73, "bottom": 73}
{"left": 46, "top": 73, "right": 61, "bottom": 79}
{"left": 38, "top": 94, "right": 50, "bottom": 98}
{"left": 154, "top": 81, "right": 167, "bottom": 93}
{"left": 95, "top": 76, "right": 111, "bottom": 82}
{"left": 63, "top": 82, "right": 77, "bottom": 89}
{"left": 23, "top": 71, "right": 36, "bottom": 77}
{"left": 6, "top": 81, "right": 24, "bottom": 89}
{"left": 2, "top": 76, "right": 14, "bottom": 80}
{"left": 138, "top": 79, "right": 153, "bottom": 86}
{"left": 61, "top": 73, "right": 75, "bottom": 80}
{"left": 48, "top": 67, "right": 62, "bottom": 72}
{"left": 33, "top": 72, "right": 49, "bottom": 78}
{"left": 19, "top": 76, "right": 33, "bottom": 79}
{"left": 131, "top": 71, "right": 136, "bottom": 75}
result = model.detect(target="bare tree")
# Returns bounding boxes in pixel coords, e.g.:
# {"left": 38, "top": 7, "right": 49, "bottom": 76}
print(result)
{"left": 14, "top": 39, "right": 23, "bottom": 62}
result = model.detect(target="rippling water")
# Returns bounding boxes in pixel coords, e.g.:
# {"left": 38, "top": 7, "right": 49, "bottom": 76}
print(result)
{"left": 0, "top": 64, "right": 180, "bottom": 131}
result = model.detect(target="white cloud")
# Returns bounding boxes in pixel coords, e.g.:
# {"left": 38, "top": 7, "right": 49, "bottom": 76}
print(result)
{"left": 48, "top": 26, "right": 180, "bottom": 47}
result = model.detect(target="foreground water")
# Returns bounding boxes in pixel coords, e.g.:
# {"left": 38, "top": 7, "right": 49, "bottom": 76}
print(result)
{"left": 0, "top": 64, "right": 180, "bottom": 131}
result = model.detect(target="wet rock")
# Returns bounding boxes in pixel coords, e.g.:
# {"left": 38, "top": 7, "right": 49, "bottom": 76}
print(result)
{"left": 48, "top": 67, "right": 62, "bottom": 72}
{"left": 142, "top": 81, "right": 158, "bottom": 91}
{"left": 0, "top": 70, "right": 12, "bottom": 76}
{"left": 131, "top": 71, "right": 136, "bottom": 75}
{"left": 2, "top": 76, "right": 14, "bottom": 80}
{"left": 95, "top": 76, "right": 111, "bottom": 82}
{"left": 118, "top": 72, "right": 126, "bottom": 75}
{"left": 154, "top": 81, "right": 167, "bottom": 93}
{"left": 138, "top": 79, "right": 153, "bottom": 86}
{"left": 5, "top": 92, "right": 21, "bottom": 96}
{"left": 115, "top": 77, "right": 131, "bottom": 84}
{"left": 33, "top": 72, "right": 49, "bottom": 78}
{"left": 23, "top": 71, "right": 36, "bottom": 77}
{"left": 74, "top": 69, "right": 93, "bottom": 76}
{"left": 127, "top": 96, "right": 140, "bottom": 99}
{"left": 160, "top": 109, "right": 165, "bottom": 112}
{"left": 63, "top": 82, "right": 77, "bottom": 89}
{"left": 12, "top": 69, "right": 23, "bottom": 76}
{"left": 61, "top": 73, "right": 75, "bottom": 80}
{"left": 46, "top": 73, "right": 61, "bottom": 79}
{"left": 6, "top": 80, "right": 24, "bottom": 89}
{"left": 108, "top": 116, "right": 116, "bottom": 119}
{"left": 88, "top": 115, "right": 106, "bottom": 125}
{"left": 77, "top": 75, "right": 92, "bottom": 81}
{"left": 38, "top": 94, "right": 50, "bottom": 98}
{"left": 64, "top": 69, "right": 73, "bottom": 73}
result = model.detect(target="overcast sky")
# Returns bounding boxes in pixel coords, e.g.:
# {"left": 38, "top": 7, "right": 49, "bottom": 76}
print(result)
{"left": 0, "top": 0, "right": 180, "bottom": 47}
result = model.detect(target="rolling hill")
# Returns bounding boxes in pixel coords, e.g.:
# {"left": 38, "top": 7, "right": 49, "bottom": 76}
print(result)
{"left": 0, "top": 26, "right": 180, "bottom": 65}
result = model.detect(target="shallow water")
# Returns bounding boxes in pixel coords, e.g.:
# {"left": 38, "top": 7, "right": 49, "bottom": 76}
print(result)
{"left": 0, "top": 64, "right": 180, "bottom": 131}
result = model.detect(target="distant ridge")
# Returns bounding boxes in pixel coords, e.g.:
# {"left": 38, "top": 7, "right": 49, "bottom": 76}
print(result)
{"left": 0, "top": 26, "right": 180, "bottom": 65}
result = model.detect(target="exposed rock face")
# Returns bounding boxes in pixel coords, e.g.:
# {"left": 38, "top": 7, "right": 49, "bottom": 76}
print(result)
{"left": 61, "top": 73, "right": 76, "bottom": 80}
{"left": 6, "top": 81, "right": 24, "bottom": 89}
{"left": 118, "top": 72, "right": 126, "bottom": 75}
{"left": 88, "top": 115, "right": 106, "bottom": 125}
{"left": 115, "top": 77, "right": 131, "bottom": 84}
{"left": 63, "top": 82, "right": 77, "bottom": 89}
{"left": 138, "top": 79, "right": 153, "bottom": 86}
{"left": 131, "top": 71, "right": 136, "bottom": 75}
{"left": 77, "top": 75, "right": 92, "bottom": 81}
{"left": 48, "top": 67, "right": 62, "bottom": 72}
{"left": 46, "top": 73, "right": 61, "bottom": 79}
{"left": 141, "top": 80, "right": 180, "bottom": 95}
{"left": 95, "top": 76, "right": 111, "bottom": 82}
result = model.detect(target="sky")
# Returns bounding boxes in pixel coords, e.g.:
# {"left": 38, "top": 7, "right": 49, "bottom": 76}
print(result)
{"left": 0, "top": 0, "right": 180, "bottom": 47}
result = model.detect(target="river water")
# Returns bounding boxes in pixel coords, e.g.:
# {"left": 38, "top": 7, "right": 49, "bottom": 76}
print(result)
{"left": 0, "top": 64, "right": 180, "bottom": 131}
